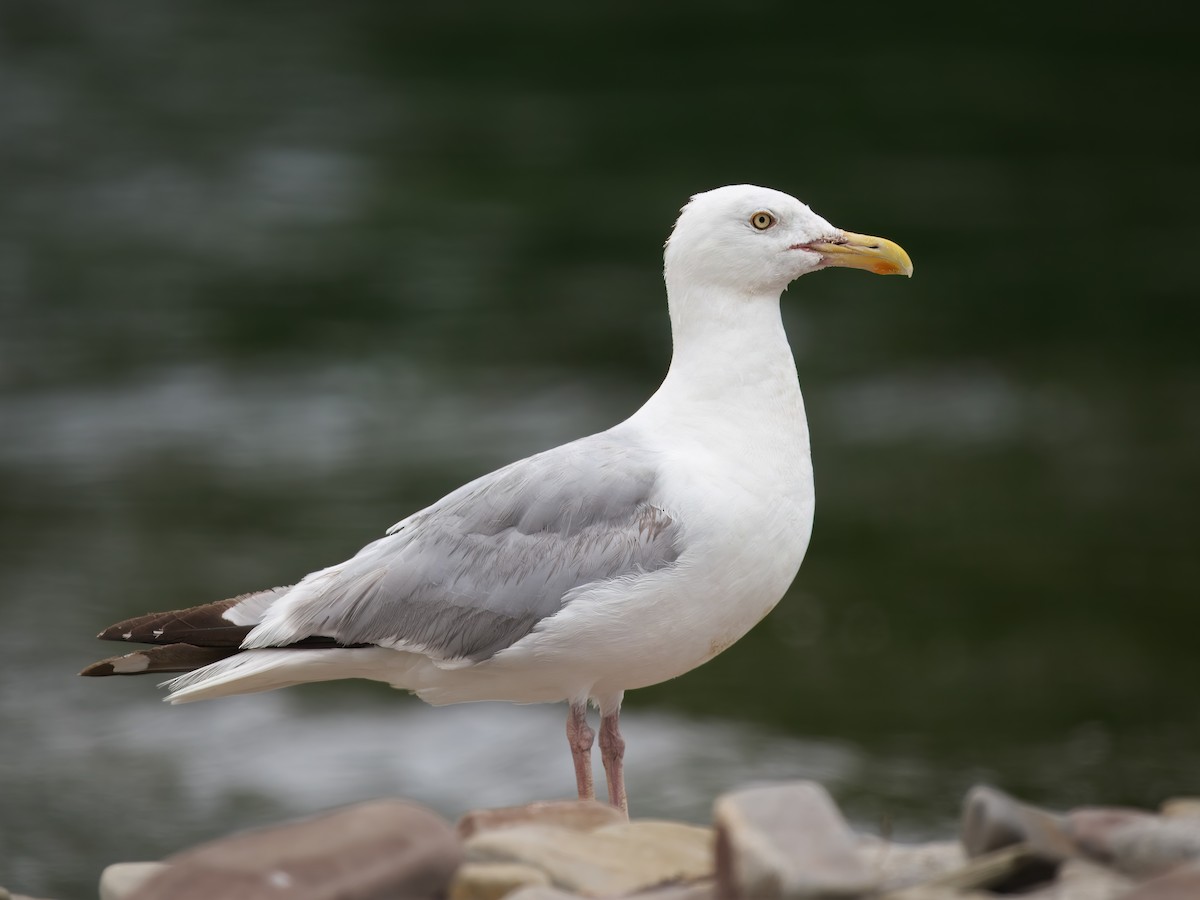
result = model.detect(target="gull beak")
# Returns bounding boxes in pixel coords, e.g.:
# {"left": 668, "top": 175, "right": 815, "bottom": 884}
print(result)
{"left": 800, "top": 231, "right": 914, "bottom": 277}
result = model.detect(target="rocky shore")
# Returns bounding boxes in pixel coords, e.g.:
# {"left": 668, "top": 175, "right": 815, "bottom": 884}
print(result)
{"left": 6, "top": 781, "right": 1200, "bottom": 900}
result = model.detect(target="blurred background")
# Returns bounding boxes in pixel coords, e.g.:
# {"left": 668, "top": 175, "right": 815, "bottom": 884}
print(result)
{"left": 2, "top": 1, "right": 1197, "bottom": 895}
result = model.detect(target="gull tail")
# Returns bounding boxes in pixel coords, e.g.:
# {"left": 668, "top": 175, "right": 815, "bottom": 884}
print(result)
{"left": 81, "top": 586, "right": 293, "bottom": 679}
{"left": 82, "top": 585, "right": 430, "bottom": 703}
{"left": 161, "top": 646, "right": 418, "bottom": 703}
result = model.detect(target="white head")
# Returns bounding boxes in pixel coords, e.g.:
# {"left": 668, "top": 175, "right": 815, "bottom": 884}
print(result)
{"left": 664, "top": 184, "right": 912, "bottom": 297}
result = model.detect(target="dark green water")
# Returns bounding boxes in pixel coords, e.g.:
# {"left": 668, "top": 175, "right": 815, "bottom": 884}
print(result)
{"left": 2, "top": 2, "right": 1198, "bottom": 896}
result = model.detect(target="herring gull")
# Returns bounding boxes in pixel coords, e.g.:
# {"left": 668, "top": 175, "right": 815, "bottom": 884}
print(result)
{"left": 82, "top": 184, "right": 913, "bottom": 812}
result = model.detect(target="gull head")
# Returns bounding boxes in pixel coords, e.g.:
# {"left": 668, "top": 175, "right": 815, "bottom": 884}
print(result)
{"left": 664, "top": 184, "right": 913, "bottom": 296}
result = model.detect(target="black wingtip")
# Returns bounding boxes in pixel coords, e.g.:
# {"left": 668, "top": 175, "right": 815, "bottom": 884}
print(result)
{"left": 80, "top": 661, "right": 115, "bottom": 676}
{"left": 81, "top": 643, "right": 240, "bottom": 677}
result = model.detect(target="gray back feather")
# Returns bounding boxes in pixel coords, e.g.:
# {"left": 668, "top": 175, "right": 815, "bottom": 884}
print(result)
{"left": 269, "top": 433, "right": 682, "bottom": 661}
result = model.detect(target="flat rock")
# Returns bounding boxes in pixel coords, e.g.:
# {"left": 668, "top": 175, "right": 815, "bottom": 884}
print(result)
{"left": 881, "top": 887, "right": 991, "bottom": 900}
{"left": 450, "top": 862, "right": 551, "bottom": 900}
{"left": 465, "top": 819, "right": 712, "bottom": 896}
{"left": 857, "top": 836, "right": 963, "bottom": 891}
{"left": 713, "top": 781, "right": 875, "bottom": 899}
{"left": 632, "top": 882, "right": 717, "bottom": 899}
{"left": 506, "top": 889, "right": 583, "bottom": 900}
{"left": 100, "top": 862, "right": 169, "bottom": 900}
{"left": 127, "top": 799, "right": 462, "bottom": 900}
{"left": 458, "top": 801, "right": 626, "bottom": 839}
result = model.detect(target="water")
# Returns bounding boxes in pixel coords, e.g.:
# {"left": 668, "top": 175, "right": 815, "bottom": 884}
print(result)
{"left": 3, "top": 2, "right": 1199, "bottom": 896}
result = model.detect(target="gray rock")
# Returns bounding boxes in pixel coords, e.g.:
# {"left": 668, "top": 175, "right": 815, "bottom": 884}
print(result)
{"left": 960, "top": 785, "right": 1073, "bottom": 860}
{"left": 457, "top": 800, "right": 626, "bottom": 839}
{"left": 464, "top": 819, "right": 712, "bottom": 896}
{"left": 126, "top": 799, "right": 462, "bottom": 900}
{"left": 959, "top": 785, "right": 1070, "bottom": 891}
{"left": 100, "top": 863, "right": 169, "bottom": 900}
{"left": 1067, "top": 808, "right": 1200, "bottom": 879}
{"left": 712, "top": 781, "right": 875, "bottom": 899}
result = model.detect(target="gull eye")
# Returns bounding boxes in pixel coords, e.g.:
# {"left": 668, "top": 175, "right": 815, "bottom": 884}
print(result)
{"left": 750, "top": 211, "right": 776, "bottom": 231}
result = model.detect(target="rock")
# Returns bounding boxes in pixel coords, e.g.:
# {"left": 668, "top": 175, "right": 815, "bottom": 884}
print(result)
{"left": 632, "top": 882, "right": 717, "bottom": 899}
{"left": 450, "top": 862, "right": 551, "bottom": 900}
{"left": 712, "top": 781, "right": 875, "bottom": 899}
{"left": 856, "top": 836, "right": 963, "bottom": 891}
{"left": 1042, "top": 858, "right": 1136, "bottom": 899}
{"left": 920, "top": 844, "right": 1056, "bottom": 893}
{"left": 506, "top": 889, "right": 583, "bottom": 900}
{"left": 100, "top": 863, "right": 169, "bottom": 900}
{"left": 126, "top": 799, "right": 462, "bottom": 900}
{"left": 1161, "top": 798, "right": 1200, "bottom": 820}
{"left": 457, "top": 800, "right": 626, "bottom": 839}
{"left": 1067, "top": 808, "right": 1200, "bottom": 879}
{"left": 880, "top": 887, "right": 988, "bottom": 900}
{"left": 960, "top": 785, "right": 1073, "bottom": 860}
{"left": 0, "top": 889, "right": 56, "bottom": 900}
{"left": 465, "top": 819, "right": 712, "bottom": 896}
{"left": 1064, "top": 807, "right": 1157, "bottom": 863}
{"left": 1123, "top": 862, "right": 1200, "bottom": 899}
{"left": 959, "top": 785, "right": 1071, "bottom": 891}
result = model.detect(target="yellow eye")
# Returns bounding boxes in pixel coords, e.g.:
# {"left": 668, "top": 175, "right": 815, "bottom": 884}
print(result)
{"left": 750, "top": 211, "right": 776, "bottom": 230}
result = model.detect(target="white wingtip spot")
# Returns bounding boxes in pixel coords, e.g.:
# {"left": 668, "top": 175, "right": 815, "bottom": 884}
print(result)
{"left": 112, "top": 654, "right": 151, "bottom": 674}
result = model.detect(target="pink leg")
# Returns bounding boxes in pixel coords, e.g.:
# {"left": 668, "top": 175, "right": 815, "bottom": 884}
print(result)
{"left": 566, "top": 702, "right": 595, "bottom": 801}
{"left": 599, "top": 712, "right": 627, "bottom": 814}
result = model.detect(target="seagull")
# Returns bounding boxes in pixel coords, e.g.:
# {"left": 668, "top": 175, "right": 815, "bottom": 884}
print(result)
{"left": 82, "top": 185, "right": 912, "bottom": 813}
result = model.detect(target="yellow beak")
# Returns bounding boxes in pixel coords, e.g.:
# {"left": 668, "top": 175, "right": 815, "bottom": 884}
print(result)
{"left": 802, "top": 230, "right": 914, "bottom": 277}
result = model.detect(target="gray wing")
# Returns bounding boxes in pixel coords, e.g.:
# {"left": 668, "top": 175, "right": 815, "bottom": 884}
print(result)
{"left": 247, "top": 432, "right": 682, "bottom": 661}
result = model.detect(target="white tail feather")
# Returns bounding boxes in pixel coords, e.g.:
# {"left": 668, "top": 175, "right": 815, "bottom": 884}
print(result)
{"left": 163, "top": 647, "right": 424, "bottom": 704}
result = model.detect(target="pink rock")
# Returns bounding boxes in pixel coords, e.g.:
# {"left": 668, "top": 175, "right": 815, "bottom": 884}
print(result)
{"left": 1123, "top": 863, "right": 1200, "bottom": 899}
{"left": 713, "top": 781, "right": 875, "bottom": 899}
{"left": 129, "top": 799, "right": 462, "bottom": 900}
{"left": 1066, "top": 807, "right": 1159, "bottom": 864}
{"left": 1068, "top": 808, "right": 1200, "bottom": 879}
